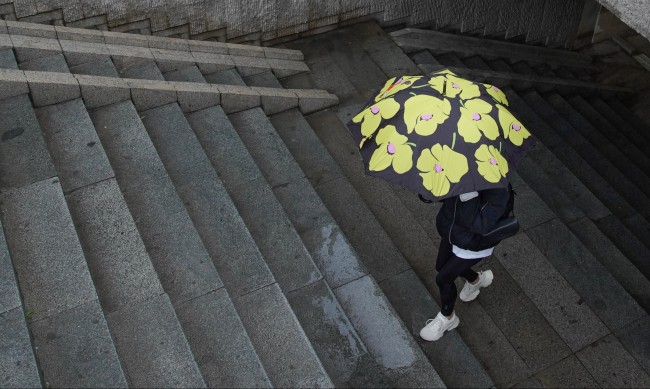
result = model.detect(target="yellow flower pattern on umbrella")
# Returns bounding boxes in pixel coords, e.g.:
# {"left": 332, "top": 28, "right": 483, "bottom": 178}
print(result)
{"left": 417, "top": 144, "right": 469, "bottom": 197}
{"left": 375, "top": 76, "right": 423, "bottom": 101}
{"left": 458, "top": 99, "right": 500, "bottom": 143}
{"left": 497, "top": 104, "right": 531, "bottom": 146}
{"left": 484, "top": 84, "right": 508, "bottom": 105}
{"left": 444, "top": 74, "right": 481, "bottom": 100}
{"left": 369, "top": 125, "right": 414, "bottom": 174}
{"left": 352, "top": 98, "right": 400, "bottom": 147}
{"left": 403, "top": 95, "right": 452, "bottom": 136}
{"left": 475, "top": 144, "right": 509, "bottom": 183}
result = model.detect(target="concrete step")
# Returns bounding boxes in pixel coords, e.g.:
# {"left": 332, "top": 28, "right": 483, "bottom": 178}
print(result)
{"left": 2, "top": 27, "right": 308, "bottom": 82}
{"left": 587, "top": 97, "right": 650, "bottom": 152}
{"left": 568, "top": 95, "right": 650, "bottom": 164}
{"left": 607, "top": 98, "right": 650, "bottom": 144}
{"left": 271, "top": 108, "right": 492, "bottom": 388}
{"left": 0, "top": 177, "right": 127, "bottom": 387}
{"left": 0, "top": 219, "right": 40, "bottom": 388}
{"left": 390, "top": 27, "right": 594, "bottom": 69}
{"left": 185, "top": 106, "right": 346, "bottom": 387}
{"left": 159, "top": 63, "right": 384, "bottom": 383}
{"left": 0, "top": 94, "right": 56, "bottom": 190}
{"left": 229, "top": 106, "right": 445, "bottom": 388}
{"left": 508, "top": 91, "right": 650, "bottom": 281}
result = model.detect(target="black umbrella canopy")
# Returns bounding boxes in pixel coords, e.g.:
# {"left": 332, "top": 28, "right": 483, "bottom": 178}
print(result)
{"left": 347, "top": 70, "right": 536, "bottom": 201}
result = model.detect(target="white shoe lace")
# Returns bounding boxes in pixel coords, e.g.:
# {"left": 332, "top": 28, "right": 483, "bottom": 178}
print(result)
{"left": 424, "top": 317, "right": 443, "bottom": 331}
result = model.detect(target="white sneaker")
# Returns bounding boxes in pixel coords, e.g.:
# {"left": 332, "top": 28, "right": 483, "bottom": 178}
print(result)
{"left": 459, "top": 270, "right": 494, "bottom": 302}
{"left": 419, "top": 312, "right": 460, "bottom": 341}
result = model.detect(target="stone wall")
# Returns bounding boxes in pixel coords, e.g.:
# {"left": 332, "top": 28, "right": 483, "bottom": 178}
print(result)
{"left": 0, "top": 0, "right": 586, "bottom": 47}
{"left": 597, "top": 0, "right": 650, "bottom": 41}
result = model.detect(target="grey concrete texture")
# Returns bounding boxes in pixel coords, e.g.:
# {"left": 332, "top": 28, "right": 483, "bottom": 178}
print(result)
{"left": 204, "top": 68, "right": 247, "bottom": 86}
{"left": 292, "top": 88, "right": 339, "bottom": 115}
{"left": 0, "top": 308, "right": 40, "bottom": 388}
{"left": 527, "top": 218, "right": 646, "bottom": 332}
{"left": 9, "top": 34, "right": 61, "bottom": 63}
{"left": 0, "top": 48, "right": 18, "bottom": 69}
{"left": 270, "top": 109, "right": 344, "bottom": 188}
{"left": 0, "top": 0, "right": 587, "bottom": 47}
{"left": 286, "top": 279, "right": 385, "bottom": 387}
{"left": 151, "top": 48, "right": 196, "bottom": 72}
{"left": 496, "top": 233, "right": 610, "bottom": 352}
{"left": 568, "top": 217, "right": 650, "bottom": 313}
{"left": 0, "top": 225, "right": 20, "bottom": 314}
{"left": 174, "top": 82, "right": 220, "bottom": 113}
{"left": 232, "top": 54, "right": 271, "bottom": 77}
{"left": 215, "top": 84, "right": 261, "bottom": 113}
{"left": 185, "top": 105, "right": 263, "bottom": 186}
{"left": 6, "top": 20, "right": 56, "bottom": 38}
{"left": 226, "top": 176, "right": 323, "bottom": 294}
{"left": 25, "top": 70, "right": 80, "bottom": 107}
{"left": 244, "top": 71, "right": 283, "bottom": 88}
{"left": 234, "top": 283, "right": 333, "bottom": 388}
{"left": 35, "top": 98, "right": 114, "bottom": 192}
{"left": 163, "top": 65, "right": 206, "bottom": 83}
{"left": 91, "top": 101, "right": 223, "bottom": 304}
{"left": 19, "top": 53, "right": 70, "bottom": 73}
{"left": 105, "top": 293, "right": 206, "bottom": 388}
{"left": 472, "top": 258, "right": 573, "bottom": 373}
{"left": 103, "top": 30, "right": 148, "bottom": 47}
{"left": 65, "top": 179, "right": 165, "bottom": 313}
{"left": 55, "top": 25, "right": 105, "bottom": 43}
{"left": 0, "top": 93, "right": 55, "bottom": 190}
{"left": 272, "top": 177, "right": 368, "bottom": 289}
{"left": 576, "top": 333, "right": 650, "bottom": 387}
{"left": 228, "top": 107, "right": 304, "bottom": 187}
{"left": 379, "top": 269, "right": 494, "bottom": 388}
{"left": 30, "top": 299, "right": 127, "bottom": 388}
{"left": 615, "top": 315, "right": 650, "bottom": 374}
{"left": 535, "top": 355, "right": 600, "bottom": 388}
{"left": 75, "top": 74, "right": 131, "bottom": 108}
{"left": 128, "top": 78, "right": 177, "bottom": 110}
{"left": 118, "top": 60, "right": 164, "bottom": 80}
{"left": 60, "top": 39, "right": 111, "bottom": 67}
{"left": 334, "top": 275, "right": 445, "bottom": 387}
{"left": 191, "top": 51, "right": 235, "bottom": 74}
{"left": 251, "top": 86, "right": 299, "bottom": 115}
{"left": 175, "top": 289, "right": 272, "bottom": 388}
{"left": 0, "top": 34, "right": 11, "bottom": 52}
{"left": 0, "top": 178, "right": 97, "bottom": 322}
{"left": 0, "top": 68, "right": 28, "bottom": 100}
{"left": 139, "top": 103, "right": 273, "bottom": 297}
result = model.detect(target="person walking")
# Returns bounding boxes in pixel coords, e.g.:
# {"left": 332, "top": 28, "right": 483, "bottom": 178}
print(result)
{"left": 420, "top": 185, "right": 514, "bottom": 341}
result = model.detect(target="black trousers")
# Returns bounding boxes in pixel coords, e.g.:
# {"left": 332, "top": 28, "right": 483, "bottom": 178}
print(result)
{"left": 435, "top": 238, "right": 485, "bottom": 316}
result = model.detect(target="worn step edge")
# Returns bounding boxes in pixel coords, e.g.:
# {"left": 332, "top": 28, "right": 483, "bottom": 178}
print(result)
{"left": 3, "top": 20, "right": 304, "bottom": 60}
{"left": 390, "top": 28, "right": 593, "bottom": 67}
{"left": 0, "top": 31, "right": 307, "bottom": 79}
{"left": 0, "top": 68, "right": 337, "bottom": 114}
{"left": 417, "top": 63, "right": 634, "bottom": 97}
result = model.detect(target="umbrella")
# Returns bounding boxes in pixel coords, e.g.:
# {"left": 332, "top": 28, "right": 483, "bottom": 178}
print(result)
{"left": 346, "top": 69, "right": 536, "bottom": 201}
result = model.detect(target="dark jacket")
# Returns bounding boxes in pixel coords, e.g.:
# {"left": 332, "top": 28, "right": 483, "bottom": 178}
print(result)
{"left": 436, "top": 185, "right": 514, "bottom": 251}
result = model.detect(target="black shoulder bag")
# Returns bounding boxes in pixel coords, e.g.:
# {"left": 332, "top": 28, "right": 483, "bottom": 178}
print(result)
{"left": 479, "top": 186, "right": 519, "bottom": 247}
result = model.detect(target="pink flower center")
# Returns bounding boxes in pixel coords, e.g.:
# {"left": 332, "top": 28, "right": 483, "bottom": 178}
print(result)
{"left": 493, "top": 86, "right": 499, "bottom": 91}
{"left": 435, "top": 163, "right": 443, "bottom": 173}
{"left": 513, "top": 123, "right": 521, "bottom": 131}
{"left": 370, "top": 106, "right": 380, "bottom": 114}
{"left": 420, "top": 113, "right": 433, "bottom": 121}
{"left": 472, "top": 113, "right": 481, "bottom": 121}
{"left": 387, "top": 143, "right": 396, "bottom": 155}
{"left": 490, "top": 158, "right": 498, "bottom": 165}
{"left": 452, "top": 83, "right": 460, "bottom": 89}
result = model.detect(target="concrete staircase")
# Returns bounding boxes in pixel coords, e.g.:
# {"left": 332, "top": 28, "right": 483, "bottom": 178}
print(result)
{"left": 280, "top": 21, "right": 650, "bottom": 388}
{"left": 1, "top": 18, "right": 649, "bottom": 389}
